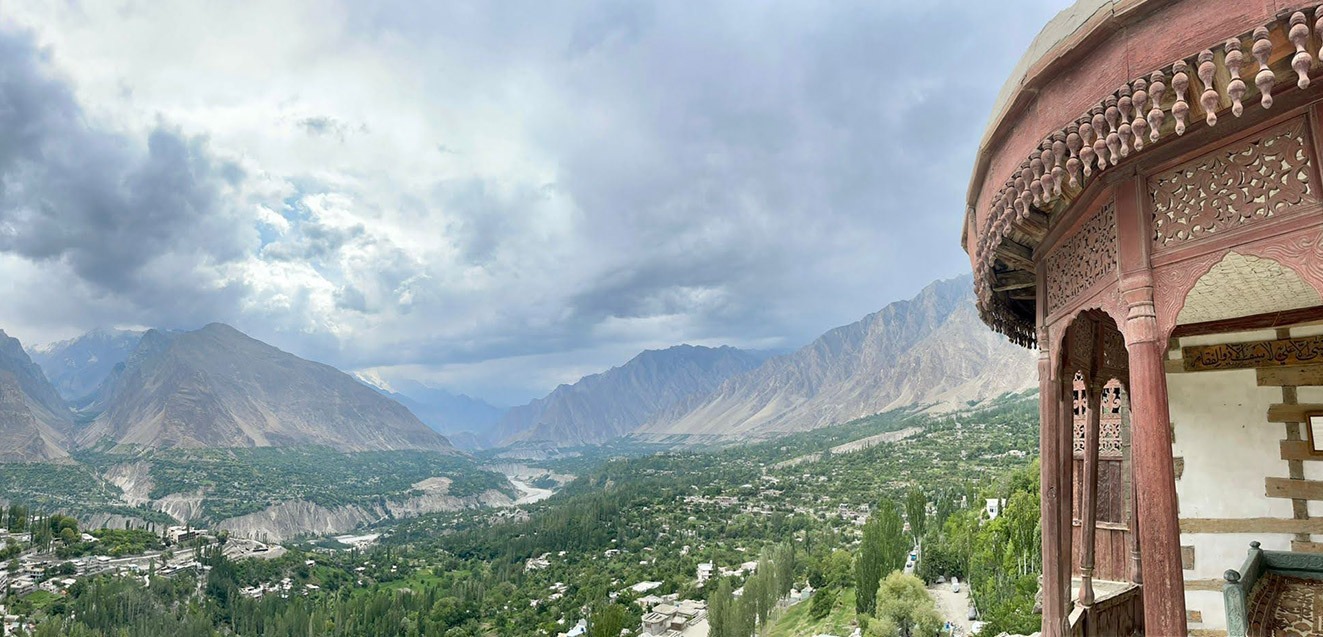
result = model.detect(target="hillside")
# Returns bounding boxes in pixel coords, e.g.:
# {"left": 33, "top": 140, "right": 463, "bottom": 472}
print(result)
{"left": 634, "top": 275, "right": 1035, "bottom": 440}
{"left": 0, "top": 330, "right": 75, "bottom": 462}
{"left": 498, "top": 345, "right": 767, "bottom": 447}
{"left": 77, "top": 323, "right": 456, "bottom": 453}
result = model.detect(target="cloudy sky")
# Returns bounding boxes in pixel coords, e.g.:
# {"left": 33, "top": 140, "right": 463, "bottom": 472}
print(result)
{"left": 0, "top": 0, "right": 1068, "bottom": 405}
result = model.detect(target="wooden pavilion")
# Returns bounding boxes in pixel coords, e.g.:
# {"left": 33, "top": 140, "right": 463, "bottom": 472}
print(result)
{"left": 963, "top": 1, "right": 1323, "bottom": 635}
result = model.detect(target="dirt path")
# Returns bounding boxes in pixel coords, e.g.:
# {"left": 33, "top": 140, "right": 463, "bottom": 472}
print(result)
{"left": 928, "top": 581, "right": 972, "bottom": 635}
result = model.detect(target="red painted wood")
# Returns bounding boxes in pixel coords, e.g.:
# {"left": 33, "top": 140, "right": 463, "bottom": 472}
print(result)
{"left": 1079, "top": 377, "right": 1103, "bottom": 606}
{"left": 1040, "top": 351, "right": 1068, "bottom": 636}
{"left": 1116, "top": 174, "right": 1187, "bottom": 636}
{"left": 969, "top": 0, "right": 1287, "bottom": 242}
{"left": 1127, "top": 336, "right": 1186, "bottom": 635}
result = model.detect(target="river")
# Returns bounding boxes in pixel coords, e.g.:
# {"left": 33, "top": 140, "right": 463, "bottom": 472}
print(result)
{"left": 507, "top": 478, "right": 555, "bottom": 505}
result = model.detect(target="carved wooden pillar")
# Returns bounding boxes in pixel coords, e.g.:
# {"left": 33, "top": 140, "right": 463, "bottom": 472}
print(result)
{"left": 1078, "top": 376, "right": 1102, "bottom": 607}
{"left": 1116, "top": 176, "right": 1187, "bottom": 635}
{"left": 1058, "top": 371, "right": 1075, "bottom": 622}
{"left": 1122, "top": 394, "right": 1143, "bottom": 584}
{"left": 1038, "top": 347, "right": 1068, "bottom": 636}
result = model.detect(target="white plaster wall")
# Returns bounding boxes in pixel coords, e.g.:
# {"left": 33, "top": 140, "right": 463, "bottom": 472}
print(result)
{"left": 1185, "top": 590, "right": 1227, "bottom": 631}
{"left": 1168, "top": 328, "right": 1297, "bottom": 632}
{"left": 1298, "top": 385, "right": 1323, "bottom": 506}
{"left": 1168, "top": 366, "right": 1291, "bottom": 519}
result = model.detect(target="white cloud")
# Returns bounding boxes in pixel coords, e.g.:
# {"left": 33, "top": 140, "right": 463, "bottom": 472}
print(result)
{"left": 0, "top": 0, "right": 1070, "bottom": 403}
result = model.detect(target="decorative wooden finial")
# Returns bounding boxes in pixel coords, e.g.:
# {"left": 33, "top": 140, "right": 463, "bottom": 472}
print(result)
{"left": 1316, "top": 8, "right": 1323, "bottom": 66}
{"left": 1225, "top": 39, "right": 1246, "bottom": 117}
{"left": 1131, "top": 78, "right": 1149, "bottom": 150}
{"left": 1104, "top": 96, "right": 1122, "bottom": 165}
{"left": 1091, "top": 107, "right": 1109, "bottom": 170}
{"left": 1051, "top": 133, "right": 1067, "bottom": 197}
{"left": 1254, "top": 26, "right": 1275, "bottom": 108}
{"left": 1198, "top": 50, "right": 1219, "bottom": 126}
{"left": 1029, "top": 176, "right": 1044, "bottom": 206}
{"left": 1147, "top": 71, "right": 1166, "bottom": 142}
{"left": 1066, "top": 124, "right": 1083, "bottom": 187}
{"left": 1172, "top": 60, "right": 1190, "bottom": 135}
{"left": 1291, "top": 12, "right": 1312, "bottom": 89}
{"left": 1078, "top": 117, "right": 1096, "bottom": 176}
{"left": 1019, "top": 164, "right": 1034, "bottom": 208}
{"left": 1011, "top": 189, "right": 1025, "bottom": 217}
{"left": 1037, "top": 143, "right": 1054, "bottom": 200}
{"left": 1117, "top": 85, "right": 1134, "bottom": 157}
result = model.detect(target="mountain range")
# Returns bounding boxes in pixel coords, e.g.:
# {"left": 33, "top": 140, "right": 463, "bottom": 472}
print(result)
{"left": 484, "top": 274, "right": 1033, "bottom": 446}
{"left": 29, "top": 328, "right": 145, "bottom": 403}
{"left": 496, "top": 345, "right": 769, "bottom": 447}
{"left": 0, "top": 324, "right": 455, "bottom": 460}
{"left": 1, "top": 273, "right": 1034, "bottom": 459}
{"left": 0, "top": 330, "right": 74, "bottom": 462}
{"left": 635, "top": 275, "right": 1036, "bottom": 441}
{"left": 359, "top": 377, "right": 504, "bottom": 451}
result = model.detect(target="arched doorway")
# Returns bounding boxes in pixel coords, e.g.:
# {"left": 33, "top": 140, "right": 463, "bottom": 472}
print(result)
{"left": 1058, "top": 309, "right": 1142, "bottom": 635}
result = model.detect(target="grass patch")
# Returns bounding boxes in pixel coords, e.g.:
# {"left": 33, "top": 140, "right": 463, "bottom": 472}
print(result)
{"left": 766, "top": 588, "right": 858, "bottom": 637}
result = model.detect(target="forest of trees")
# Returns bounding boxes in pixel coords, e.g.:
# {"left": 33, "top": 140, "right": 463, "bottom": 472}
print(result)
{"left": 4, "top": 395, "right": 1042, "bottom": 636}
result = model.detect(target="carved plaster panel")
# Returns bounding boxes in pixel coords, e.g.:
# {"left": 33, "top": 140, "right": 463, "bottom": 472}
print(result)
{"left": 1175, "top": 252, "right": 1323, "bottom": 325}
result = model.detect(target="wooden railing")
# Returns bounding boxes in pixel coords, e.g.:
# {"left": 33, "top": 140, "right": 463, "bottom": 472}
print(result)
{"left": 1068, "top": 582, "right": 1143, "bottom": 637}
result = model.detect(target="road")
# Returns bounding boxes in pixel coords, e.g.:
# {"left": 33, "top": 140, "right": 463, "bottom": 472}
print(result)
{"left": 929, "top": 580, "right": 973, "bottom": 635}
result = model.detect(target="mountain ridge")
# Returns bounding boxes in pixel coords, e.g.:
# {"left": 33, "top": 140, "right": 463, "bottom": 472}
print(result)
{"left": 0, "top": 330, "right": 75, "bottom": 462}
{"left": 633, "top": 275, "right": 1036, "bottom": 440}
{"left": 76, "top": 323, "right": 457, "bottom": 453}
{"left": 497, "top": 344, "right": 768, "bottom": 447}
{"left": 29, "top": 328, "right": 146, "bottom": 403}
{"left": 357, "top": 376, "right": 505, "bottom": 451}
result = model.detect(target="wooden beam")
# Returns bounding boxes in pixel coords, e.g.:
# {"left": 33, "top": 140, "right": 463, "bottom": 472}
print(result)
{"left": 1183, "top": 579, "right": 1224, "bottom": 591}
{"left": 995, "top": 239, "right": 1034, "bottom": 271}
{"left": 1292, "top": 540, "right": 1323, "bottom": 553}
{"left": 1184, "top": 334, "right": 1323, "bottom": 372}
{"left": 1170, "top": 305, "right": 1323, "bottom": 338}
{"left": 992, "top": 271, "right": 1035, "bottom": 292}
{"left": 1180, "top": 517, "right": 1323, "bottom": 534}
{"left": 1281, "top": 439, "right": 1323, "bottom": 461}
{"left": 1258, "top": 365, "right": 1323, "bottom": 387}
{"left": 1269, "top": 404, "right": 1323, "bottom": 422}
{"left": 1013, "top": 214, "right": 1048, "bottom": 241}
{"left": 1266, "top": 477, "right": 1323, "bottom": 500}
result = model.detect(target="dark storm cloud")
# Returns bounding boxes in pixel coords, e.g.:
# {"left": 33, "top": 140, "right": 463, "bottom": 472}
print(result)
{"left": 305, "top": 0, "right": 1069, "bottom": 401}
{"left": 0, "top": 1, "right": 1070, "bottom": 403}
{"left": 0, "top": 23, "right": 254, "bottom": 324}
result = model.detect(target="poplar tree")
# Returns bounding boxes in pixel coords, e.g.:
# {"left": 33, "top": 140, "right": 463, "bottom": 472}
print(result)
{"left": 905, "top": 488, "right": 927, "bottom": 539}
{"left": 857, "top": 500, "right": 907, "bottom": 615}
{"left": 708, "top": 579, "right": 732, "bottom": 637}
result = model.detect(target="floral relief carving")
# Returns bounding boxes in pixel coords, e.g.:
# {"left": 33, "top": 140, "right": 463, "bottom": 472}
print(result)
{"left": 1067, "top": 318, "right": 1096, "bottom": 370}
{"left": 1150, "top": 119, "right": 1317, "bottom": 249}
{"left": 1099, "top": 382, "right": 1125, "bottom": 458}
{"left": 1046, "top": 203, "right": 1118, "bottom": 313}
{"left": 1068, "top": 376, "right": 1121, "bottom": 455}
{"left": 1101, "top": 329, "right": 1128, "bottom": 377}
{"left": 1070, "top": 379, "right": 1125, "bottom": 458}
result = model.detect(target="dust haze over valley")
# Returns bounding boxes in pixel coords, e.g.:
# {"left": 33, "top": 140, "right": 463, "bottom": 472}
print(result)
{"left": 0, "top": 2, "right": 1065, "bottom": 636}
